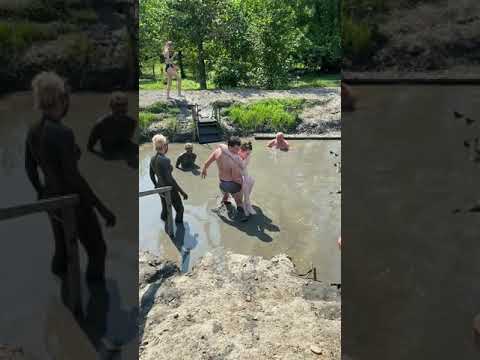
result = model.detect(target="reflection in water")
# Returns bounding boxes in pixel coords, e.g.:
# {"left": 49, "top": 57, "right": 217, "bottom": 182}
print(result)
{"left": 139, "top": 141, "right": 341, "bottom": 282}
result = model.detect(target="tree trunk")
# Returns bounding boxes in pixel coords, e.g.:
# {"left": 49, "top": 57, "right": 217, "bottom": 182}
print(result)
{"left": 152, "top": 63, "right": 156, "bottom": 80}
{"left": 197, "top": 42, "right": 207, "bottom": 90}
{"left": 178, "top": 51, "right": 186, "bottom": 79}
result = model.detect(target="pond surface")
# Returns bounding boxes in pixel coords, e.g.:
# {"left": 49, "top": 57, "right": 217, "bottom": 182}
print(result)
{"left": 139, "top": 140, "right": 341, "bottom": 283}
{"left": 343, "top": 85, "right": 480, "bottom": 360}
{"left": 0, "top": 92, "right": 138, "bottom": 359}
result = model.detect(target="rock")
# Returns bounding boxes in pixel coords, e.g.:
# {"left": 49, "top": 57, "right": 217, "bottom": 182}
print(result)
{"left": 310, "top": 345, "right": 323, "bottom": 355}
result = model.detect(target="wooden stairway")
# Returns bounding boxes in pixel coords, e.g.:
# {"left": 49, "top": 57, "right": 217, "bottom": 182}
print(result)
{"left": 193, "top": 105, "right": 223, "bottom": 144}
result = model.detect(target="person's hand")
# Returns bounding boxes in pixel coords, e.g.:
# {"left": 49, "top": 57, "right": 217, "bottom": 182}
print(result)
{"left": 100, "top": 208, "right": 116, "bottom": 227}
{"left": 182, "top": 192, "right": 188, "bottom": 200}
{"left": 201, "top": 168, "right": 207, "bottom": 179}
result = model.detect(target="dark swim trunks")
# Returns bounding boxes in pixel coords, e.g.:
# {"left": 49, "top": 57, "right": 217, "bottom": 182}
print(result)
{"left": 219, "top": 180, "right": 242, "bottom": 194}
{"left": 165, "top": 64, "right": 174, "bottom": 72}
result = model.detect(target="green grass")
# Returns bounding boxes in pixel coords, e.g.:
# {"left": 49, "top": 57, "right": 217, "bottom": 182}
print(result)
{"left": 139, "top": 112, "right": 158, "bottom": 128}
{"left": 288, "top": 73, "right": 340, "bottom": 88}
{"left": 139, "top": 102, "right": 181, "bottom": 129}
{"left": 140, "top": 63, "right": 339, "bottom": 90}
{"left": 0, "top": 20, "right": 61, "bottom": 49}
{"left": 68, "top": 9, "right": 99, "bottom": 24}
{"left": 225, "top": 99, "right": 304, "bottom": 133}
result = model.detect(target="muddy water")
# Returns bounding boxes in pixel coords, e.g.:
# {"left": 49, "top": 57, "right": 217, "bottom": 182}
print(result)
{"left": 343, "top": 85, "right": 480, "bottom": 360}
{"left": 139, "top": 140, "right": 341, "bottom": 282}
{"left": 0, "top": 92, "right": 138, "bottom": 359}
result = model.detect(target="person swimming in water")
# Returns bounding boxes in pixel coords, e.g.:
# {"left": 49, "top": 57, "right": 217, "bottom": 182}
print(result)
{"left": 267, "top": 132, "right": 290, "bottom": 151}
{"left": 219, "top": 141, "right": 256, "bottom": 216}
{"left": 176, "top": 143, "right": 197, "bottom": 170}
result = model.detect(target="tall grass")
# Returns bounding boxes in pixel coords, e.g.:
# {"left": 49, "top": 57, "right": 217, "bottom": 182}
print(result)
{"left": 226, "top": 99, "right": 304, "bottom": 133}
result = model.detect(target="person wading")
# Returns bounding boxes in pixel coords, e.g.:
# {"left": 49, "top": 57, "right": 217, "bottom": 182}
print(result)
{"left": 201, "top": 136, "right": 247, "bottom": 222}
{"left": 149, "top": 134, "right": 188, "bottom": 223}
{"left": 25, "top": 71, "right": 116, "bottom": 282}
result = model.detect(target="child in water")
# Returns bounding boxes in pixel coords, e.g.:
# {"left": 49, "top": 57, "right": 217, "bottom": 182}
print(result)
{"left": 219, "top": 141, "right": 256, "bottom": 216}
{"left": 176, "top": 143, "right": 197, "bottom": 170}
{"left": 267, "top": 132, "right": 290, "bottom": 151}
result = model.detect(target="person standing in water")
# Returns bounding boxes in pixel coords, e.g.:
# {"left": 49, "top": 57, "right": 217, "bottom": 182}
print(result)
{"left": 176, "top": 143, "right": 197, "bottom": 170}
{"left": 149, "top": 134, "right": 188, "bottom": 223}
{"left": 87, "top": 91, "right": 137, "bottom": 160}
{"left": 201, "top": 136, "right": 247, "bottom": 221}
{"left": 219, "top": 141, "right": 256, "bottom": 216}
{"left": 163, "top": 41, "right": 182, "bottom": 99}
{"left": 267, "top": 132, "right": 290, "bottom": 151}
{"left": 25, "top": 71, "right": 116, "bottom": 282}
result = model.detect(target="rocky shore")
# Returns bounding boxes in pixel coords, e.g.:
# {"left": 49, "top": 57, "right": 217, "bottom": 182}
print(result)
{"left": 139, "top": 251, "right": 341, "bottom": 360}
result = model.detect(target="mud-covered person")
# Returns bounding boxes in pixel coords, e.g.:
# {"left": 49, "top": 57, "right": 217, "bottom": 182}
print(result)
{"left": 176, "top": 143, "right": 197, "bottom": 170}
{"left": 149, "top": 134, "right": 188, "bottom": 223}
{"left": 25, "top": 72, "right": 116, "bottom": 282}
{"left": 201, "top": 136, "right": 247, "bottom": 222}
{"left": 87, "top": 91, "right": 137, "bottom": 161}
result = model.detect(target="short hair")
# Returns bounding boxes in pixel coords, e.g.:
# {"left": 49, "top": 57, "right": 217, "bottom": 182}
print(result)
{"left": 110, "top": 91, "right": 128, "bottom": 106}
{"left": 276, "top": 132, "right": 284, "bottom": 138}
{"left": 241, "top": 141, "right": 253, "bottom": 151}
{"left": 152, "top": 134, "right": 168, "bottom": 151}
{"left": 227, "top": 136, "right": 241, "bottom": 147}
{"left": 185, "top": 143, "right": 193, "bottom": 150}
{"left": 31, "top": 72, "right": 67, "bottom": 111}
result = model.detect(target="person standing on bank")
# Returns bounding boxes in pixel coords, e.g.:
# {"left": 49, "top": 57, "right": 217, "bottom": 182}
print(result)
{"left": 163, "top": 41, "right": 182, "bottom": 99}
{"left": 149, "top": 134, "right": 188, "bottom": 223}
{"left": 25, "top": 72, "right": 116, "bottom": 282}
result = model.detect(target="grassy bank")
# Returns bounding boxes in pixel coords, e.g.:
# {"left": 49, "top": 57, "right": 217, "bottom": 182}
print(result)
{"left": 225, "top": 99, "right": 304, "bottom": 133}
{"left": 140, "top": 63, "right": 340, "bottom": 91}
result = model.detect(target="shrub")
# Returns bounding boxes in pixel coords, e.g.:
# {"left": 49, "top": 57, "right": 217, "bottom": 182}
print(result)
{"left": 139, "top": 112, "right": 158, "bottom": 128}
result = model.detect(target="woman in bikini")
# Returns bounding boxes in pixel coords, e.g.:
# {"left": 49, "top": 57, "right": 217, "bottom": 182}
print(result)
{"left": 219, "top": 141, "right": 256, "bottom": 216}
{"left": 163, "top": 41, "right": 182, "bottom": 99}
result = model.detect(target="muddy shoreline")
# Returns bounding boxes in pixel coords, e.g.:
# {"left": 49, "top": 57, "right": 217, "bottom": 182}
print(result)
{"left": 139, "top": 251, "right": 341, "bottom": 360}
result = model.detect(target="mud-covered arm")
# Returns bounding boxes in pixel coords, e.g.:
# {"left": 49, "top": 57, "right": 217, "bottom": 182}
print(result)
{"left": 175, "top": 153, "right": 184, "bottom": 168}
{"left": 267, "top": 139, "right": 275, "bottom": 148}
{"left": 149, "top": 162, "right": 157, "bottom": 187}
{"left": 87, "top": 122, "right": 101, "bottom": 152}
{"left": 60, "top": 130, "right": 108, "bottom": 213}
{"left": 25, "top": 136, "right": 43, "bottom": 196}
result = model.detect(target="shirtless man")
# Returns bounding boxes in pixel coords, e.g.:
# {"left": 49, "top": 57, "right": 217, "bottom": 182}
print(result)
{"left": 201, "top": 136, "right": 248, "bottom": 221}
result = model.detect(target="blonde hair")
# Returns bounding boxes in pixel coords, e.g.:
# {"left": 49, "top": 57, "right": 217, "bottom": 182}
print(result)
{"left": 31, "top": 71, "right": 67, "bottom": 111}
{"left": 276, "top": 132, "right": 284, "bottom": 139}
{"left": 152, "top": 134, "right": 168, "bottom": 152}
{"left": 185, "top": 143, "right": 193, "bottom": 150}
{"left": 163, "top": 41, "right": 173, "bottom": 57}
{"left": 110, "top": 91, "right": 128, "bottom": 106}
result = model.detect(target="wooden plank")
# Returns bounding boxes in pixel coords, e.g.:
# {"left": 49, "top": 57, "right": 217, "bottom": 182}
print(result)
{"left": 254, "top": 133, "right": 341, "bottom": 140}
{"left": 61, "top": 205, "right": 82, "bottom": 317}
{"left": 139, "top": 186, "right": 173, "bottom": 197}
{"left": 164, "top": 191, "right": 174, "bottom": 237}
{"left": 0, "top": 195, "right": 79, "bottom": 221}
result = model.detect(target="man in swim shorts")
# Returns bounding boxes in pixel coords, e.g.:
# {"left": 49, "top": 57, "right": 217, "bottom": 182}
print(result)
{"left": 201, "top": 136, "right": 247, "bottom": 221}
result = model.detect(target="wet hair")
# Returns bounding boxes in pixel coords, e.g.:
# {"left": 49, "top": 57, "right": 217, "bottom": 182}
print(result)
{"left": 110, "top": 91, "right": 128, "bottom": 107}
{"left": 241, "top": 141, "right": 253, "bottom": 151}
{"left": 32, "top": 71, "right": 67, "bottom": 111}
{"left": 152, "top": 134, "right": 168, "bottom": 152}
{"left": 276, "top": 132, "right": 284, "bottom": 139}
{"left": 185, "top": 143, "right": 193, "bottom": 150}
{"left": 227, "top": 136, "right": 241, "bottom": 147}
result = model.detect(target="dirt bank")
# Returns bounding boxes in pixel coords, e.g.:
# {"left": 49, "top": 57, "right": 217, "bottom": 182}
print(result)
{"left": 345, "top": 0, "right": 480, "bottom": 77}
{"left": 139, "top": 251, "right": 341, "bottom": 360}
